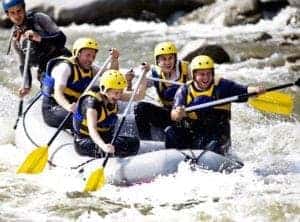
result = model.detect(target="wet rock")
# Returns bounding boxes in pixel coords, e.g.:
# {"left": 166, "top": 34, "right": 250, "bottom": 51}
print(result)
{"left": 177, "top": 0, "right": 288, "bottom": 25}
{"left": 279, "top": 41, "right": 295, "bottom": 47}
{"left": 288, "top": 64, "right": 300, "bottom": 73}
{"left": 138, "top": 10, "right": 161, "bottom": 22}
{"left": 265, "top": 53, "right": 285, "bottom": 67}
{"left": 176, "top": 1, "right": 223, "bottom": 25}
{"left": 179, "top": 39, "right": 230, "bottom": 63}
{"left": 253, "top": 32, "right": 273, "bottom": 41}
{"left": 260, "top": 0, "right": 289, "bottom": 20}
{"left": 287, "top": 9, "right": 300, "bottom": 28}
{"left": 234, "top": 53, "right": 285, "bottom": 69}
{"left": 224, "top": 0, "right": 262, "bottom": 26}
{"left": 286, "top": 53, "right": 300, "bottom": 73}
{"left": 286, "top": 54, "right": 300, "bottom": 63}
{"left": 287, "top": 0, "right": 300, "bottom": 8}
{"left": 260, "top": 0, "right": 287, "bottom": 3}
{"left": 0, "top": 0, "right": 206, "bottom": 28}
{"left": 283, "top": 33, "right": 300, "bottom": 41}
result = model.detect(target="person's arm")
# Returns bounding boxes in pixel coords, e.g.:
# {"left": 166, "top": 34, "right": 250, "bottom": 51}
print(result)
{"left": 171, "top": 86, "right": 187, "bottom": 121}
{"left": 86, "top": 107, "right": 115, "bottom": 154}
{"left": 24, "top": 13, "right": 66, "bottom": 48}
{"left": 54, "top": 85, "right": 76, "bottom": 112}
{"left": 222, "top": 78, "right": 265, "bottom": 101}
{"left": 121, "top": 63, "right": 149, "bottom": 101}
{"left": 52, "top": 63, "right": 75, "bottom": 112}
{"left": 108, "top": 48, "right": 119, "bottom": 70}
{"left": 125, "top": 68, "right": 134, "bottom": 91}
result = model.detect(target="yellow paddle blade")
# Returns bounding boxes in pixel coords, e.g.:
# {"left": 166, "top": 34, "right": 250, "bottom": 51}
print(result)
{"left": 84, "top": 168, "right": 105, "bottom": 192}
{"left": 249, "top": 91, "right": 293, "bottom": 116}
{"left": 17, "top": 146, "right": 49, "bottom": 174}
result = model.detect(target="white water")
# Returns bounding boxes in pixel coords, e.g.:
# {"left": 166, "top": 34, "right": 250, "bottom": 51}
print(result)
{"left": 0, "top": 4, "right": 300, "bottom": 221}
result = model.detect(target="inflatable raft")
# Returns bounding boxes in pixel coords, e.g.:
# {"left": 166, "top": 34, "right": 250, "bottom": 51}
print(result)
{"left": 15, "top": 96, "right": 243, "bottom": 186}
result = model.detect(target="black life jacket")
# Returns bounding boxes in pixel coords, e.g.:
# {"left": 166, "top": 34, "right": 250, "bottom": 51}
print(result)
{"left": 73, "top": 91, "right": 118, "bottom": 136}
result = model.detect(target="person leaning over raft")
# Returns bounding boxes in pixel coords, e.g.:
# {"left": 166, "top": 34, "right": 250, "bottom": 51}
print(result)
{"left": 134, "top": 41, "right": 190, "bottom": 140}
{"left": 73, "top": 68, "right": 147, "bottom": 158}
{"left": 166, "top": 55, "right": 265, "bottom": 155}
{"left": 2, "top": 0, "right": 71, "bottom": 97}
{"left": 41, "top": 37, "right": 120, "bottom": 130}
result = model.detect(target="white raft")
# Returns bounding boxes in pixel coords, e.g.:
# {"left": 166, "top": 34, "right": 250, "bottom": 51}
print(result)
{"left": 15, "top": 95, "right": 243, "bottom": 186}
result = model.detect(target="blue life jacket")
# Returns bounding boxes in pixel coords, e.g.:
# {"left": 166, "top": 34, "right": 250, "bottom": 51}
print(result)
{"left": 41, "top": 56, "right": 94, "bottom": 103}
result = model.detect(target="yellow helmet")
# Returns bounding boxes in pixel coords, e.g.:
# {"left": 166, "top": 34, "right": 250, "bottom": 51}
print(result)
{"left": 190, "top": 55, "right": 214, "bottom": 74}
{"left": 100, "top": 69, "right": 127, "bottom": 92}
{"left": 154, "top": 41, "right": 177, "bottom": 61}
{"left": 72, "top": 37, "right": 99, "bottom": 57}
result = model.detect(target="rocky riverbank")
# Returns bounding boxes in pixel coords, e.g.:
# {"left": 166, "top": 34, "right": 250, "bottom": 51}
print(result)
{"left": 0, "top": 0, "right": 299, "bottom": 28}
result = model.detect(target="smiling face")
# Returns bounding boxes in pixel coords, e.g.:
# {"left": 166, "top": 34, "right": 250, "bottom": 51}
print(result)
{"left": 193, "top": 69, "right": 214, "bottom": 90}
{"left": 156, "top": 54, "right": 176, "bottom": 74}
{"left": 105, "top": 89, "right": 123, "bottom": 104}
{"left": 77, "top": 48, "right": 97, "bottom": 70}
{"left": 6, "top": 4, "right": 25, "bottom": 26}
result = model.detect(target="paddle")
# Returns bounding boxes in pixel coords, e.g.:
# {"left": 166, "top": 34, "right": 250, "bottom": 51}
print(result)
{"left": 146, "top": 76, "right": 184, "bottom": 85}
{"left": 6, "top": 29, "right": 14, "bottom": 55}
{"left": 17, "top": 55, "right": 112, "bottom": 174}
{"left": 144, "top": 76, "right": 295, "bottom": 115}
{"left": 13, "top": 40, "right": 31, "bottom": 130}
{"left": 84, "top": 67, "right": 147, "bottom": 192}
{"left": 185, "top": 79, "right": 299, "bottom": 115}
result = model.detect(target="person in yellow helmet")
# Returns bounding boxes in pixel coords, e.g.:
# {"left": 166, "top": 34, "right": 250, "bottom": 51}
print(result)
{"left": 134, "top": 41, "right": 190, "bottom": 140}
{"left": 73, "top": 69, "right": 147, "bottom": 158}
{"left": 166, "top": 55, "right": 265, "bottom": 155}
{"left": 41, "top": 37, "right": 120, "bottom": 130}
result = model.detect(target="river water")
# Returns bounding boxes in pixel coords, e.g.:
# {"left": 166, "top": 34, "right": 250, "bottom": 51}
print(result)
{"left": 0, "top": 6, "right": 300, "bottom": 222}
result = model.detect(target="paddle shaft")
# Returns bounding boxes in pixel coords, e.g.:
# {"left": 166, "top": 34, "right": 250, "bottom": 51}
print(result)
{"left": 186, "top": 81, "right": 298, "bottom": 112}
{"left": 13, "top": 100, "right": 24, "bottom": 130}
{"left": 102, "top": 69, "right": 146, "bottom": 168}
{"left": 23, "top": 91, "right": 42, "bottom": 116}
{"left": 13, "top": 40, "right": 31, "bottom": 129}
{"left": 147, "top": 76, "right": 184, "bottom": 85}
{"left": 6, "top": 29, "right": 14, "bottom": 55}
{"left": 46, "top": 55, "right": 112, "bottom": 147}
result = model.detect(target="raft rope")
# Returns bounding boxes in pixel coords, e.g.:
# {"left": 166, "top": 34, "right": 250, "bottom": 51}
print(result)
{"left": 178, "top": 150, "right": 203, "bottom": 170}
{"left": 180, "top": 149, "right": 244, "bottom": 171}
{"left": 71, "top": 158, "right": 97, "bottom": 170}
{"left": 22, "top": 91, "right": 42, "bottom": 147}
{"left": 48, "top": 142, "right": 74, "bottom": 169}
{"left": 46, "top": 141, "right": 98, "bottom": 171}
{"left": 21, "top": 91, "right": 87, "bottom": 170}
